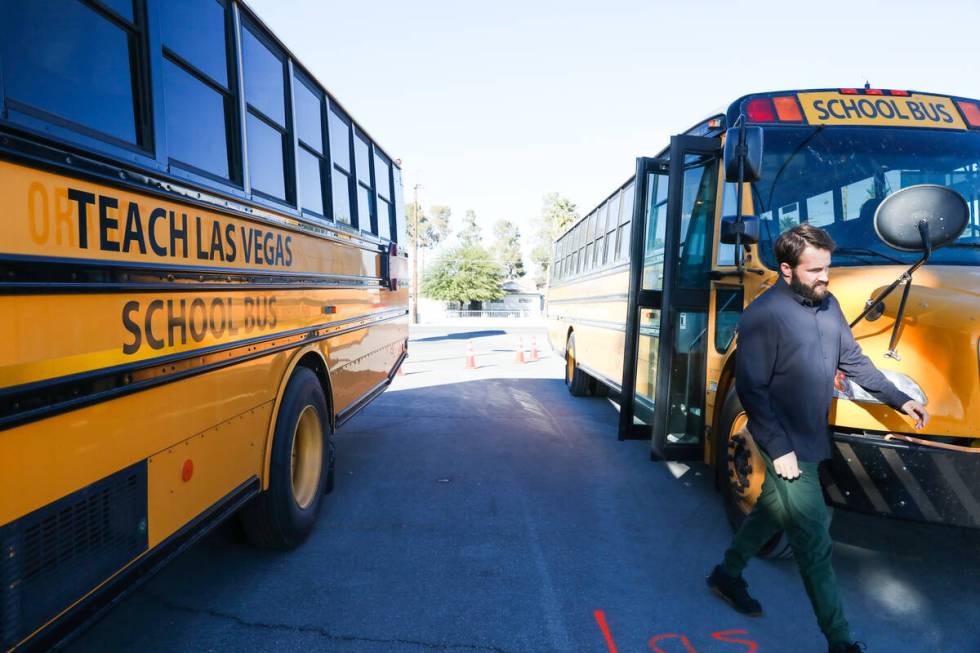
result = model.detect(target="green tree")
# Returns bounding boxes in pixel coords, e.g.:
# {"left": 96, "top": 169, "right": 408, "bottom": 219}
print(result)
{"left": 421, "top": 244, "right": 505, "bottom": 309}
{"left": 531, "top": 193, "right": 579, "bottom": 287}
{"left": 406, "top": 203, "right": 452, "bottom": 249}
{"left": 458, "top": 209, "right": 483, "bottom": 247}
{"left": 491, "top": 219, "right": 525, "bottom": 280}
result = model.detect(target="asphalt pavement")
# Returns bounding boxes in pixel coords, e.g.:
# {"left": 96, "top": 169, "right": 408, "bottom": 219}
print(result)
{"left": 67, "top": 324, "right": 980, "bottom": 653}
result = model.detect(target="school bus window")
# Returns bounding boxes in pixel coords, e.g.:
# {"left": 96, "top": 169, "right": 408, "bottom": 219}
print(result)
{"left": 593, "top": 213, "right": 604, "bottom": 269}
{"left": 160, "top": 0, "right": 229, "bottom": 88}
{"left": 674, "top": 161, "right": 717, "bottom": 289}
{"left": 242, "top": 23, "right": 291, "bottom": 203}
{"left": 294, "top": 75, "right": 327, "bottom": 217}
{"left": 328, "top": 108, "right": 355, "bottom": 225}
{"left": 616, "top": 182, "right": 634, "bottom": 260}
{"left": 354, "top": 132, "right": 375, "bottom": 232}
{"left": 594, "top": 204, "right": 607, "bottom": 267}
{"left": 2, "top": 0, "right": 145, "bottom": 147}
{"left": 242, "top": 24, "right": 287, "bottom": 124}
{"left": 375, "top": 151, "right": 393, "bottom": 240}
{"left": 162, "top": 59, "right": 233, "bottom": 180}
{"left": 160, "top": 0, "right": 236, "bottom": 181}
{"left": 604, "top": 192, "right": 620, "bottom": 264}
{"left": 294, "top": 76, "right": 324, "bottom": 154}
{"left": 297, "top": 147, "right": 325, "bottom": 216}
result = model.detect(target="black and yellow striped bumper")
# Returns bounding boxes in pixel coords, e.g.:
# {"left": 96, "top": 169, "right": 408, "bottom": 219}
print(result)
{"left": 824, "top": 432, "right": 980, "bottom": 528}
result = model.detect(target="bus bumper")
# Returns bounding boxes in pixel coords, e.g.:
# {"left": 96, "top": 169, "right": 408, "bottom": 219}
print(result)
{"left": 824, "top": 432, "right": 980, "bottom": 528}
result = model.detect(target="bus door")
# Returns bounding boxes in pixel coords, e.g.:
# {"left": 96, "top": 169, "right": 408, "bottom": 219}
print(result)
{"left": 619, "top": 135, "right": 721, "bottom": 460}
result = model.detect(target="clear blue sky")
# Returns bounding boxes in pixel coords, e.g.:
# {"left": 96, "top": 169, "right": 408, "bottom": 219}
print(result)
{"left": 250, "top": 0, "right": 980, "bottom": 264}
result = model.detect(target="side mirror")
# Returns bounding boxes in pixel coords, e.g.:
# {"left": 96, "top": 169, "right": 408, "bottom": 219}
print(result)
{"left": 874, "top": 184, "right": 969, "bottom": 251}
{"left": 720, "top": 215, "right": 760, "bottom": 245}
{"left": 724, "top": 126, "right": 764, "bottom": 183}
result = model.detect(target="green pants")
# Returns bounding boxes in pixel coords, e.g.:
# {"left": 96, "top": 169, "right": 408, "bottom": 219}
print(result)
{"left": 720, "top": 452, "right": 850, "bottom": 645}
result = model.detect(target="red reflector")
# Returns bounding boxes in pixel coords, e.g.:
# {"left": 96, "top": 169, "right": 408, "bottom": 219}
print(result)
{"left": 889, "top": 90, "right": 910, "bottom": 96}
{"left": 865, "top": 89, "right": 884, "bottom": 95}
{"left": 840, "top": 88, "right": 860, "bottom": 95}
{"left": 956, "top": 100, "right": 980, "bottom": 128}
{"left": 182, "top": 459, "right": 194, "bottom": 482}
{"left": 773, "top": 96, "right": 804, "bottom": 122}
{"left": 745, "top": 98, "right": 776, "bottom": 122}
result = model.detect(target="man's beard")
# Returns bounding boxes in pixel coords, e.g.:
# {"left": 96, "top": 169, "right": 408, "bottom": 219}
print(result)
{"left": 790, "top": 271, "right": 829, "bottom": 303}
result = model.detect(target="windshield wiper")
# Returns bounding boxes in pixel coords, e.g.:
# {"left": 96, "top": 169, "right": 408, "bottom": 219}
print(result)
{"left": 834, "top": 247, "right": 905, "bottom": 264}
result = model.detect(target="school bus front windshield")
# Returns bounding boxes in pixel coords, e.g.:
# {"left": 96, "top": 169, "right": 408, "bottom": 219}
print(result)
{"left": 749, "top": 126, "right": 980, "bottom": 269}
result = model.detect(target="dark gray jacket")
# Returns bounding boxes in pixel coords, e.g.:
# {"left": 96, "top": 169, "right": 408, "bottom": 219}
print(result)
{"left": 735, "top": 278, "right": 912, "bottom": 462}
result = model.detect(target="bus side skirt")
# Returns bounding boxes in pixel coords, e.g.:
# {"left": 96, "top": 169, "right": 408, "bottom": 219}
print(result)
{"left": 15, "top": 477, "right": 260, "bottom": 653}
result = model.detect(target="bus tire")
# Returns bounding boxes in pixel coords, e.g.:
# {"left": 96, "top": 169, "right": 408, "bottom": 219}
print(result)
{"left": 565, "top": 333, "right": 590, "bottom": 396}
{"left": 715, "top": 386, "right": 794, "bottom": 559}
{"left": 240, "top": 367, "right": 329, "bottom": 549}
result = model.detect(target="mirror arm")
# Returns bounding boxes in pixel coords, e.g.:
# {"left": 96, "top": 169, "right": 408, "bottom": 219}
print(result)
{"left": 849, "top": 219, "right": 932, "bottom": 330}
{"left": 734, "top": 116, "right": 746, "bottom": 276}
{"left": 882, "top": 220, "right": 933, "bottom": 359}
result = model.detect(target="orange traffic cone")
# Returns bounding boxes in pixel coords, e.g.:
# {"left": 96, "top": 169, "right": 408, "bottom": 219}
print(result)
{"left": 514, "top": 336, "right": 525, "bottom": 364}
{"left": 530, "top": 336, "right": 539, "bottom": 362}
{"left": 464, "top": 341, "right": 477, "bottom": 369}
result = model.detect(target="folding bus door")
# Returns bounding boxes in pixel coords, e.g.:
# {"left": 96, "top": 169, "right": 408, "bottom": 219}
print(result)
{"left": 619, "top": 135, "right": 721, "bottom": 461}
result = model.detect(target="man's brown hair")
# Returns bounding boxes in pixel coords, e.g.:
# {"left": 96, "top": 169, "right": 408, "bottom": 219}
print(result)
{"left": 773, "top": 223, "right": 836, "bottom": 268}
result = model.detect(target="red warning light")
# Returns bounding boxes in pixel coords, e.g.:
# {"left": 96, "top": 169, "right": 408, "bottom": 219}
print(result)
{"left": 745, "top": 98, "right": 776, "bottom": 122}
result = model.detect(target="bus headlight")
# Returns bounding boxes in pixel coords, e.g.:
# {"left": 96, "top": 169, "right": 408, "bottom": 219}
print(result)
{"left": 833, "top": 369, "right": 927, "bottom": 405}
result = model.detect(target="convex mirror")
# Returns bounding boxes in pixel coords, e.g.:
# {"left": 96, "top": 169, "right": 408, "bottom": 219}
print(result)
{"left": 874, "top": 184, "right": 969, "bottom": 251}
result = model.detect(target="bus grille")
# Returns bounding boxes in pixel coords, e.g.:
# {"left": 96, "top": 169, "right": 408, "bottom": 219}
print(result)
{"left": 0, "top": 462, "right": 147, "bottom": 650}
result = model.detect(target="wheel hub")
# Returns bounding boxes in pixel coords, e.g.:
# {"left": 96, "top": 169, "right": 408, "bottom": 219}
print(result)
{"left": 726, "top": 414, "right": 765, "bottom": 515}
{"left": 290, "top": 405, "right": 323, "bottom": 509}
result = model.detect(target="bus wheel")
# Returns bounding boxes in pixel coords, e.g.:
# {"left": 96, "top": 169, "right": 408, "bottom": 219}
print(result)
{"left": 241, "top": 367, "right": 329, "bottom": 549}
{"left": 565, "top": 334, "right": 590, "bottom": 396}
{"left": 715, "top": 387, "right": 793, "bottom": 559}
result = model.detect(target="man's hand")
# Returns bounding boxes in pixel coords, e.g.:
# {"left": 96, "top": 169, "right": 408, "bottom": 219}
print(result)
{"left": 902, "top": 400, "right": 929, "bottom": 430}
{"left": 772, "top": 451, "right": 801, "bottom": 480}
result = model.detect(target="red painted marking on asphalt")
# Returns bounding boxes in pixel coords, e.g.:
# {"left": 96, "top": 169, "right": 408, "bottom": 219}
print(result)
{"left": 711, "top": 629, "right": 759, "bottom": 652}
{"left": 648, "top": 633, "right": 698, "bottom": 653}
{"left": 593, "top": 610, "right": 619, "bottom": 653}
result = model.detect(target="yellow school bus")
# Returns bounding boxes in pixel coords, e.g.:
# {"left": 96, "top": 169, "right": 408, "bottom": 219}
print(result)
{"left": 0, "top": 1, "right": 407, "bottom": 649}
{"left": 548, "top": 88, "right": 980, "bottom": 552}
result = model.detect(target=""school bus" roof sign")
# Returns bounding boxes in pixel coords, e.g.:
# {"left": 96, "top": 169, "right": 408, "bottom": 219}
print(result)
{"left": 797, "top": 91, "right": 966, "bottom": 129}
{"left": 740, "top": 90, "right": 980, "bottom": 130}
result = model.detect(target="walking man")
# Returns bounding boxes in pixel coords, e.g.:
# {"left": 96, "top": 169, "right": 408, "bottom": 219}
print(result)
{"left": 706, "top": 224, "right": 929, "bottom": 653}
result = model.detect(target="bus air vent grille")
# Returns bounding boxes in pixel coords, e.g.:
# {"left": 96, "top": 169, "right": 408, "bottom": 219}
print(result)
{"left": 0, "top": 461, "right": 148, "bottom": 650}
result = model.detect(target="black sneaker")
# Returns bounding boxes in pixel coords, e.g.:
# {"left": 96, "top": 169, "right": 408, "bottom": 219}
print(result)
{"left": 829, "top": 643, "right": 866, "bottom": 653}
{"left": 706, "top": 566, "right": 762, "bottom": 616}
